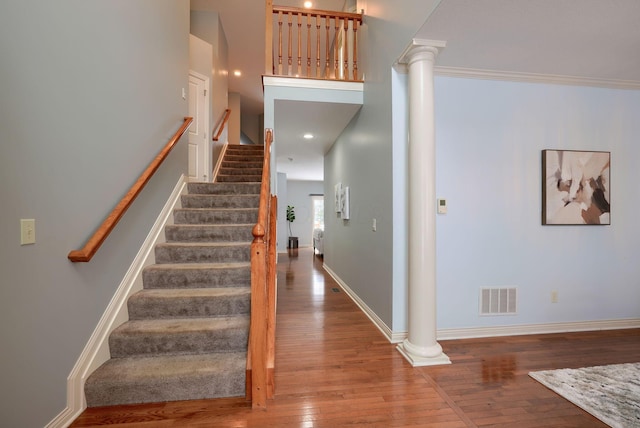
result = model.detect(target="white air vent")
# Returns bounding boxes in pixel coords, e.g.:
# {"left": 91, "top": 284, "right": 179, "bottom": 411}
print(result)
{"left": 480, "top": 287, "right": 517, "bottom": 315}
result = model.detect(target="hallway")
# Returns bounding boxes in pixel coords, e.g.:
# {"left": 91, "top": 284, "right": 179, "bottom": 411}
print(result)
{"left": 72, "top": 248, "right": 639, "bottom": 427}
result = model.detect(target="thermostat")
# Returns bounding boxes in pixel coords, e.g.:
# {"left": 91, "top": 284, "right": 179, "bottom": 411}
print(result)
{"left": 437, "top": 198, "right": 447, "bottom": 214}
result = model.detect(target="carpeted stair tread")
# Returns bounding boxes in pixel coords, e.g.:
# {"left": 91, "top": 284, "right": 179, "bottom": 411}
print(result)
{"left": 218, "top": 167, "right": 263, "bottom": 176}
{"left": 217, "top": 175, "right": 263, "bottom": 183}
{"left": 173, "top": 208, "right": 258, "bottom": 224}
{"left": 165, "top": 224, "right": 254, "bottom": 242}
{"left": 142, "top": 262, "right": 250, "bottom": 289}
{"left": 180, "top": 194, "right": 260, "bottom": 209}
{"left": 222, "top": 161, "right": 264, "bottom": 169}
{"left": 187, "top": 182, "right": 261, "bottom": 195}
{"left": 84, "top": 352, "right": 246, "bottom": 407}
{"left": 109, "top": 316, "right": 249, "bottom": 358}
{"left": 128, "top": 287, "right": 250, "bottom": 319}
{"left": 155, "top": 242, "right": 251, "bottom": 264}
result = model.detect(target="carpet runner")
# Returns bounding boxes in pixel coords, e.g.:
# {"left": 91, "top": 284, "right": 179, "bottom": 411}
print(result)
{"left": 84, "top": 145, "right": 264, "bottom": 407}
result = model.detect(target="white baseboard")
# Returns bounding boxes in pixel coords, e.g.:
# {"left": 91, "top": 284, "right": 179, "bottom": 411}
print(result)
{"left": 47, "top": 175, "right": 187, "bottom": 428}
{"left": 322, "top": 264, "right": 640, "bottom": 345}
{"left": 436, "top": 318, "right": 640, "bottom": 341}
{"left": 323, "top": 263, "right": 399, "bottom": 343}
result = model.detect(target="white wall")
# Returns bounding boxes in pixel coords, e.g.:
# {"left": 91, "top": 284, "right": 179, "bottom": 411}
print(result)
{"left": 435, "top": 77, "right": 640, "bottom": 329}
{"left": 0, "top": 1, "right": 189, "bottom": 426}
{"left": 286, "top": 180, "right": 324, "bottom": 247}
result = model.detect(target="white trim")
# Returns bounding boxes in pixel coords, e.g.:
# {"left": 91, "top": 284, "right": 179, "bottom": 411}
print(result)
{"left": 47, "top": 175, "right": 187, "bottom": 428}
{"left": 434, "top": 66, "right": 640, "bottom": 91}
{"left": 321, "top": 263, "right": 640, "bottom": 345}
{"left": 323, "top": 263, "right": 402, "bottom": 343}
{"left": 263, "top": 75, "right": 364, "bottom": 92}
{"left": 212, "top": 142, "right": 229, "bottom": 182}
{"left": 436, "top": 318, "right": 640, "bottom": 341}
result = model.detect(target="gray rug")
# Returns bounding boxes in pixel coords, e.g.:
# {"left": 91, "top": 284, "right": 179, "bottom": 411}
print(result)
{"left": 529, "top": 363, "right": 640, "bottom": 428}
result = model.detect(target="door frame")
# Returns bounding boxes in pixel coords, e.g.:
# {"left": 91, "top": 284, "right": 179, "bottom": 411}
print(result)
{"left": 188, "top": 70, "right": 211, "bottom": 181}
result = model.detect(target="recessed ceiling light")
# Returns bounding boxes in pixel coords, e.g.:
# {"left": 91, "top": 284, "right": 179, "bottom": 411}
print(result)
{"left": 233, "top": 70, "right": 242, "bottom": 77}
{"left": 303, "top": 133, "right": 314, "bottom": 139}
{"left": 304, "top": 1, "right": 313, "bottom": 8}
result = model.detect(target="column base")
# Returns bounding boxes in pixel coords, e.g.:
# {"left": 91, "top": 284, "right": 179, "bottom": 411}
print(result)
{"left": 396, "top": 340, "right": 451, "bottom": 367}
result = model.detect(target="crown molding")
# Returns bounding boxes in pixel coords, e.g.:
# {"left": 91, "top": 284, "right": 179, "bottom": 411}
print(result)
{"left": 434, "top": 66, "right": 640, "bottom": 90}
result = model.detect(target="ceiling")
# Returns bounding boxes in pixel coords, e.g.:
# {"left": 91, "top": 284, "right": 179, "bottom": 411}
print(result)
{"left": 191, "top": 0, "right": 640, "bottom": 181}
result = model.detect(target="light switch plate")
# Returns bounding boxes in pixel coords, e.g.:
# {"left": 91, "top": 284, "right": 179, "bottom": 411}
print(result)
{"left": 21, "top": 219, "right": 35, "bottom": 245}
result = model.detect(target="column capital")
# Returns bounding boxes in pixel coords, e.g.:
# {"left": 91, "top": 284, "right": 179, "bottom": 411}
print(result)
{"left": 394, "top": 39, "right": 446, "bottom": 73}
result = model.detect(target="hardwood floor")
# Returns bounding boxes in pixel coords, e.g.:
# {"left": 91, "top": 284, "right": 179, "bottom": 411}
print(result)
{"left": 71, "top": 247, "right": 640, "bottom": 427}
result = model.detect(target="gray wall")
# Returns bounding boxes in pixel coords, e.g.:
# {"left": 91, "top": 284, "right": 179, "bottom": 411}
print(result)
{"left": 324, "top": 0, "right": 441, "bottom": 331}
{"left": 190, "top": 9, "right": 229, "bottom": 170}
{"left": 0, "top": 1, "right": 189, "bottom": 426}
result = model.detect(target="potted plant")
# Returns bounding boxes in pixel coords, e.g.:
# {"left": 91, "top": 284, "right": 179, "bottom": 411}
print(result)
{"left": 286, "top": 205, "right": 298, "bottom": 249}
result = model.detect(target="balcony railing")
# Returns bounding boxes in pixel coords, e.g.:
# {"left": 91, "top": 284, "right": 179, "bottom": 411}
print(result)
{"left": 265, "top": 0, "right": 363, "bottom": 81}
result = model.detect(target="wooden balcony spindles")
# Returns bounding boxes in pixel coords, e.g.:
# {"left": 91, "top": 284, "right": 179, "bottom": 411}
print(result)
{"left": 343, "top": 18, "right": 349, "bottom": 80}
{"left": 325, "top": 16, "right": 330, "bottom": 79}
{"left": 297, "top": 13, "right": 302, "bottom": 75}
{"left": 287, "top": 12, "right": 293, "bottom": 75}
{"left": 277, "top": 11, "right": 283, "bottom": 75}
{"left": 316, "top": 15, "right": 321, "bottom": 78}
{"left": 306, "top": 13, "right": 312, "bottom": 77}
{"left": 334, "top": 17, "right": 340, "bottom": 79}
{"left": 353, "top": 19, "right": 359, "bottom": 80}
{"left": 267, "top": 4, "right": 363, "bottom": 82}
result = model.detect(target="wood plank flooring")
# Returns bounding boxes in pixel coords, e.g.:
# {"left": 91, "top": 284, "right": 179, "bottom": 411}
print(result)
{"left": 71, "top": 247, "right": 640, "bottom": 427}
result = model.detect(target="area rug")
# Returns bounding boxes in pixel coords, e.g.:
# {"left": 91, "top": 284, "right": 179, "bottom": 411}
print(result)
{"left": 529, "top": 363, "right": 640, "bottom": 428}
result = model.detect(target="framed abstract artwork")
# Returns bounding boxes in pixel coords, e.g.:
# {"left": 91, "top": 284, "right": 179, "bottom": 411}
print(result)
{"left": 334, "top": 182, "right": 343, "bottom": 213}
{"left": 542, "top": 150, "right": 610, "bottom": 225}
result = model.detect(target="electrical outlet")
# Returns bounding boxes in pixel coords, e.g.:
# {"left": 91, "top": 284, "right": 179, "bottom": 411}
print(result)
{"left": 20, "top": 219, "right": 36, "bottom": 245}
{"left": 551, "top": 290, "right": 558, "bottom": 303}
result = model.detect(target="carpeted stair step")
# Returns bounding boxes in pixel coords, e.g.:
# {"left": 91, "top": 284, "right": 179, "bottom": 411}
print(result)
{"left": 187, "top": 182, "right": 261, "bottom": 195}
{"left": 218, "top": 167, "right": 263, "bottom": 176}
{"left": 84, "top": 352, "right": 246, "bottom": 407}
{"left": 109, "top": 316, "right": 249, "bottom": 358}
{"left": 217, "top": 175, "right": 262, "bottom": 183}
{"left": 222, "top": 160, "right": 264, "bottom": 169}
{"left": 142, "top": 262, "right": 250, "bottom": 289}
{"left": 165, "top": 224, "right": 254, "bottom": 242}
{"left": 128, "top": 288, "right": 250, "bottom": 320}
{"left": 155, "top": 242, "right": 251, "bottom": 264}
{"left": 173, "top": 208, "right": 258, "bottom": 225}
{"left": 222, "top": 154, "right": 264, "bottom": 162}
{"left": 180, "top": 194, "right": 259, "bottom": 209}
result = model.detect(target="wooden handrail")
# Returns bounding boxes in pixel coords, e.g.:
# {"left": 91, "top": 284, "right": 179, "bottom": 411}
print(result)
{"left": 267, "top": 3, "right": 363, "bottom": 80}
{"left": 248, "top": 129, "right": 275, "bottom": 409}
{"left": 272, "top": 5, "right": 362, "bottom": 21}
{"left": 68, "top": 117, "right": 193, "bottom": 262}
{"left": 212, "top": 109, "right": 231, "bottom": 141}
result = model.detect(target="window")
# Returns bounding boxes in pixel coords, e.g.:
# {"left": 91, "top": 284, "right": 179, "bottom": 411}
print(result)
{"left": 312, "top": 195, "right": 324, "bottom": 230}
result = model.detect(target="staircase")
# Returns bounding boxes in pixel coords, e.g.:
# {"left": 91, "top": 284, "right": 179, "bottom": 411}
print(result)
{"left": 85, "top": 145, "right": 265, "bottom": 407}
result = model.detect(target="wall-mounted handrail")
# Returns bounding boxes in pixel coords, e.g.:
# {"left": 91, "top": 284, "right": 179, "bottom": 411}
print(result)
{"left": 68, "top": 117, "right": 193, "bottom": 262}
{"left": 266, "top": 2, "right": 363, "bottom": 81}
{"left": 248, "top": 128, "right": 276, "bottom": 409}
{"left": 212, "top": 109, "right": 231, "bottom": 141}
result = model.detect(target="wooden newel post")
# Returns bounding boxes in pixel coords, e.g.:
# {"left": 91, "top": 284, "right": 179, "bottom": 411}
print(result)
{"left": 250, "top": 222, "right": 268, "bottom": 409}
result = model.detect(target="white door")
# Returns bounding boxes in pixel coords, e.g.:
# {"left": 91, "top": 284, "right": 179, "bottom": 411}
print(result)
{"left": 188, "top": 71, "right": 209, "bottom": 181}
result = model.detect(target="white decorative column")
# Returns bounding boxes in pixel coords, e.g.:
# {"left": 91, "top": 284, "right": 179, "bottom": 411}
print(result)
{"left": 396, "top": 39, "right": 450, "bottom": 367}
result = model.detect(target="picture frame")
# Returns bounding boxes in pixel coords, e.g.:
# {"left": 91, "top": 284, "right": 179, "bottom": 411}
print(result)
{"left": 542, "top": 149, "right": 610, "bottom": 225}
{"left": 334, "top": 182, "right": 343, "bottom": 213}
